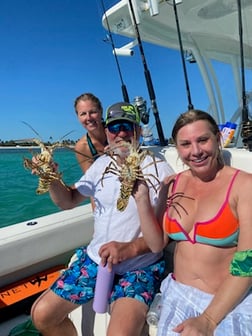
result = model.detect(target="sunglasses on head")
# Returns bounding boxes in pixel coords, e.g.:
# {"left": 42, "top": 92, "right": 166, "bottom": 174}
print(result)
{"left": 107, "top": 110, "right": 137, "bottom": 122}
{"left": 107, "top": 122, "right": 134, "bottom": 134}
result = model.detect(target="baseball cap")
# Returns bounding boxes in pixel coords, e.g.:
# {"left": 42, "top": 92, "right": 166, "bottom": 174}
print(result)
{"left": 105, "top": 102, "right": 141, "bottom": 126}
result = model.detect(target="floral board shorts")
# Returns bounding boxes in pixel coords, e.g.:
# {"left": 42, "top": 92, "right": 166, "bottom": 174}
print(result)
{"left": 51, "top": 246, "right": 165, "bottom": 307}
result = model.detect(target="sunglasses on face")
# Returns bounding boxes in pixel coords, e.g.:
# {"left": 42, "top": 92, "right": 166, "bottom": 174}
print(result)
{"left": 107, "top": 122, "right": 134, "bottom": 134}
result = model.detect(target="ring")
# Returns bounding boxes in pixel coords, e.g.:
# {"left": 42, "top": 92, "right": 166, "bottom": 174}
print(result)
{"left": 108, "top": 256, "right": 113, "bottom": 261}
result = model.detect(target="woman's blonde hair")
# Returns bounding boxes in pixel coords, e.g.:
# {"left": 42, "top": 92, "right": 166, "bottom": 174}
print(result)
{"left": 172, "top": 109, "right": 220, "bottom": 143}
{"left": 74, "top": 92, "right": 103, "bottom": 115}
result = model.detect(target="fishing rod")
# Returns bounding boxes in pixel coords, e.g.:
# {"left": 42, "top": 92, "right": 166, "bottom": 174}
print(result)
{"left": 237, "top": 0, "right": 248, "bottom": 123}
{"left": 100, "top": 0, "right": 130, "bottom": 103}
{"left": 172, "top": 0, "right": 194, "bottom": 110}
{"left": 128, "top": 0, "right": 167, "bottom": 146}
{"left": 237, "top": 0, "right": 252, "bottom": 150}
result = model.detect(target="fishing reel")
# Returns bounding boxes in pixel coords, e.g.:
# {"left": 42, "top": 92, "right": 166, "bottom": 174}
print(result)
{"left": 241, "top": 120, "right": 252, "bottom": 151}
{"left": 133, "top": 96, "right": 150, "bottom": 125}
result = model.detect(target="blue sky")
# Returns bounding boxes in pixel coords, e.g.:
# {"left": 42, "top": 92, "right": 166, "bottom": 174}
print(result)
{"left": 0, "top": 0, "right": 249, "bottom": 142}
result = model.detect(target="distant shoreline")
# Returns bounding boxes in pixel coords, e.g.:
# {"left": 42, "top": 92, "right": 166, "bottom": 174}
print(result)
{"left": 0, "top": 145, "right": 74, "bottom": 150}
{"left": 0, "top": 146, "right": 40, "bottom": 147}
{"left": 0, "top": 146, "right": 40, "bottom": 150}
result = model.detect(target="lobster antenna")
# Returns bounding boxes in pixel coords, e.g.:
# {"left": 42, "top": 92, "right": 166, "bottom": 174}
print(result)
{"left": 21, "top": 121, "right": 42, "bottom": 139}
{"left": 59, "top": 130, "right": 76, "bottom": 142}
{"left": 172, "top": 0, "right": 194, "bottom": 110}
{"left": 101, "top": 0, "right": 130, "bottom": 102}
{"left": 128, "top": 0, "right": 167, "bottom": 146}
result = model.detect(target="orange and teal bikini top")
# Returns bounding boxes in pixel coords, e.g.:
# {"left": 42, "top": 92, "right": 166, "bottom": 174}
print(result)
{"left": 163, "top": 170, "right": 240, "bottom": 247}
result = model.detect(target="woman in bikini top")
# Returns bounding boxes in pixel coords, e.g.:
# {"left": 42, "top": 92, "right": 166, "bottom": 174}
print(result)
{"left": 74, "top": 93, "right": 107, "bottom": 210}
{"left": 163, "top": 170, "right": 240, "bottom": 247}
{"left": 134, "top": 109, "right": 252, "bottom": 335}
{"left": 74, "top": 93, "right": 107, "bottom": 173}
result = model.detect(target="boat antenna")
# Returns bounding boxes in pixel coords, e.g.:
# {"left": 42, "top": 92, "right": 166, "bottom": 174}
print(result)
{"left": 128, "top": 0, "right": 167, "bottom": 146}
{"left": 172, "top": 0, "right": 194, "bottom": 110}
{"left": 237, "top": 0, "right": 252, "bottom": 150}
{"left": 101, "top": 0, "right": 130, "bottom": 103}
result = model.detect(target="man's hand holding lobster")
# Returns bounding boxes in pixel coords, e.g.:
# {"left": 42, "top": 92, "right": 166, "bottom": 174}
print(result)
{"left": 24, "top": 150, "right": 66, "bottom": 194}
{"left": 30, "top": 154, "right": 59, "bottom": 176}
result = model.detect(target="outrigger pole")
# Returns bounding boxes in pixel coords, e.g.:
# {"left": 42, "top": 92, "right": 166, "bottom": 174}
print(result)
{"left": 128, "top": 0, "right": 167, "bottom": 146}
{"left": 237, "top": 0, "right": 252, "bottom": 151}
{"left": 172, "top": 0, "right": 194, "bottom": 110}
{"left": 101, "top": 0, "right": 130, "bottom": 103}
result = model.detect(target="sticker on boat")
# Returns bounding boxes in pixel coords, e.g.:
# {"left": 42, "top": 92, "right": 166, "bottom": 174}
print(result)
{"left": 0, "top": 265, "right": 64, "bottom": 308}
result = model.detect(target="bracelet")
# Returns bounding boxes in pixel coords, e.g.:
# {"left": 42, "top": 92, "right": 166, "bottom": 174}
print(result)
{"left": 202, "top": 311, "right": 217, "bottom": 328}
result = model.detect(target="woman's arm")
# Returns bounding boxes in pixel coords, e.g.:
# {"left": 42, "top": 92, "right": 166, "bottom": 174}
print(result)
{"left": 134, "top": 178, "right": 171, "bottom": 252}
{"left": 174, "top": 272, "right": 252, "bottom": 335}
{"left": 203, "top": 171, "right": 252, "bottom": 323}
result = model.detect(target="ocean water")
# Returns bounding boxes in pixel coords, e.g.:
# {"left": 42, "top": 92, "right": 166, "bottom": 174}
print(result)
{"left": 0, "top": 148, "right": 86, "bottom": 228}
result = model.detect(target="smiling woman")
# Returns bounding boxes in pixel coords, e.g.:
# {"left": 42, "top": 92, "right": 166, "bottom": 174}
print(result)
{"left": 74, "top": 93, "right": 107, "bottom": 173}
{"left": 172, "top": 110, "right": 224, "bottom": 176}
{"left": 134, "top": 109, "right": 252, "bottom": 336}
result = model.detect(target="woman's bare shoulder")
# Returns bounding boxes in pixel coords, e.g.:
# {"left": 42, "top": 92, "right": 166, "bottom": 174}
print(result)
{"left": 74, "top": 135, "right": 94, "bottom": 173}
{"left": 226, "top": 166, "right": 252, "bottom": 181}
{"left": 75, "top": 136, "right": 90, "bottom": 155}
{"left": 75, "top": 135, "right": 87, "bottom": 148}
{"left": 234, "top": 167, "right": 252, "bottom": 188}
{"left": 162, "top": 171, "right": 187, "bottom": 185}
{"left": 163, "top": 173, "right": 176, "bottom": 184}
